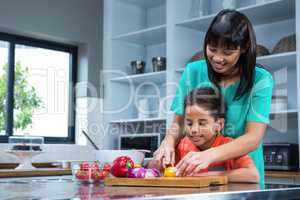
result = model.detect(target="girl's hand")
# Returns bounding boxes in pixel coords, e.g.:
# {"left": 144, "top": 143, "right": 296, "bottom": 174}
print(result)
{"left": 175, "top": 150, "right": 215, "bottom": 176}
{"left": 153, "top": 140, "right": 176, "bottom": 168}
{"left": 146, "top": 159, "right": 164, "bottom": 172}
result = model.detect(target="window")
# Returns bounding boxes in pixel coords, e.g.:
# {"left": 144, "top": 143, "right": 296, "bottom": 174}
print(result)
{"left": 0, "top": 41, "right": 9, "bottom": 136}
{"left": 0, "top": 33, "right": 77, "bottom": 143}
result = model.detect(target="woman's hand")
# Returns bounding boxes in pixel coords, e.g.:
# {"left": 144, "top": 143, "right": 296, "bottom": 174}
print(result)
{"left": 175, "top": 150, "right": 215, "bottom": 176}
{"left": 153, "top": 140, "right": 176, "bottom": 168}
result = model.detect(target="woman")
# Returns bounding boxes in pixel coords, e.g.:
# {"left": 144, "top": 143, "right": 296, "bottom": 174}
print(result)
{"left": 154, "top": 9, "right": 273, "bottom": 184}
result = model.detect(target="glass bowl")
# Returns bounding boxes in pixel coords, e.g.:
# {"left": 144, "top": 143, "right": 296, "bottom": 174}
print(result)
{"left": 71, "top": 161, "right": 110, "bottom": 184}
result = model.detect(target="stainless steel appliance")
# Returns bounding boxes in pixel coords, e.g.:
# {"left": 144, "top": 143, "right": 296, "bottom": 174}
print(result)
{"left": 131, "top": 60, "right": 145, "bottom": 74}
{"left": 263, "top": 143, "right": 299, "bottom": 170}
{"left": 152, "top": 57, "right": 166, "bottom": 72}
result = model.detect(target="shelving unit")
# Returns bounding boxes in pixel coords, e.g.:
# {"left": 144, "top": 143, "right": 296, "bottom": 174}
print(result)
{"left": 111, "top": 25, "right": 166, "bottom": 45}
{"left": 175, "top": 0, "right": 294, "bottom": 32}
{"left": 270, "top": 109, "right": 298, "bottom": 116}
{"left": 103, "top": 0, "right": 167, "bottom": 150}
{"left": 110, "top": 71, "right": 166, "bottom": 85}
{"left": 103, "top": 0, "right": 300, "bottom": 168}
{"left": 257, "top": 52, "right": 296, "bottom": 71}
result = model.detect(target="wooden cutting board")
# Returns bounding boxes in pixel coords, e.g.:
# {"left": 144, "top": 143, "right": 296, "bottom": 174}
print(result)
{"left": 105, "top": 175, "right": 228, "bottom": 188}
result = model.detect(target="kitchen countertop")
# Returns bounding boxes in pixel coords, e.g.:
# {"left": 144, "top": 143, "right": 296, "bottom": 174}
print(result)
{"left": 2, "top": 163, "right": 298, "bottom": 178}
{"left": 1, "top": 176, "right": 300, "bottom": 200}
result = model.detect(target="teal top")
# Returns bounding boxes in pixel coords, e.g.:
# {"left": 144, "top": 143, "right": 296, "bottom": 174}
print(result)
{"left": 171, "top": 60, "right": 274, "bottom": 185}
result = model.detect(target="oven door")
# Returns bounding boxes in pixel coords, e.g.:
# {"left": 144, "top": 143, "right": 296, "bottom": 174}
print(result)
{"left": 119, "top": 133, "right": 160, "bottom": 158}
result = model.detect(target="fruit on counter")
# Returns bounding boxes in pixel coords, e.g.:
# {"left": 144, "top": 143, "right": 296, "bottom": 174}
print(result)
{"left": 80, "top": 161, "right": 90, "bottom": 171}
{"left": 164, "top": 166, "right": 176, "bottom": 177}
{"left": 103, "top": 163, "right": 111, "bottom": 172}
{"left": 91, "top": 161, "right": 100, "bottom": 170}
{"left": 75, "top": 170, "right": 89, "bottom": 181}
{"left": 110, "top": 156, "right": 134, "bottom": 177}
{"left": 91, "top": 169, "right": 108, "bottom": 181}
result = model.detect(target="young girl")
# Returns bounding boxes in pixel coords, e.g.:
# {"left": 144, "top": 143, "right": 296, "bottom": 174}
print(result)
{"left": 176, "top": 87, "right": 259, "bottom": 183}
{"left": 154, "top": 9, "right": 273, "bottom": 185}
{"left": 149, "top": 87, "right": 259, "bottom": 183}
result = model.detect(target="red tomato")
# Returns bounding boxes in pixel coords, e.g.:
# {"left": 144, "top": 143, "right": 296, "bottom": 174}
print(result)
{"left": 92, "top": 169, "right": 108, "bottom": 181}
{"left": 80, "top": 161, "right": 90, "bottom": 171}
{"left": 75, "top": 170, "right": 89, "bottom": 180}
{"left": 103, "top": 163, "right": 111, "bottom": 172}
{"left": 91, "top": 161, "right": 100, "bottom": 170}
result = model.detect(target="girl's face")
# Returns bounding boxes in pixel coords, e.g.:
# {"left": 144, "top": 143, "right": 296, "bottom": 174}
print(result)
{"left": 206, "top": 43, "right": 243, "bottom": 75}
{"left": 185, "top": 104, "right": 224, "bottom": 150}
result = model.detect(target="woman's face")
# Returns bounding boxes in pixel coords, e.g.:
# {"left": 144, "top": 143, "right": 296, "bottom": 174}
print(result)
{"left": 206, "top": 43, "right": 242, "bottom": 75}
{"left": 184, "top": 104, "right": 224, "bottom": 150}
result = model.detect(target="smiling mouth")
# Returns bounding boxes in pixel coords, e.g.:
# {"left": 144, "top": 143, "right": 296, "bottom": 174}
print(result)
{"left": 212, "top": 62, "right": 225, "bottom": 70}
{"left": 190, "top": 136, "right": 203, "bottom": 142}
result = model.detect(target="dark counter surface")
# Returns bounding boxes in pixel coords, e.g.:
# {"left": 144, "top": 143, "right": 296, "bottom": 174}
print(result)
{"left": 0, "top": 176, "right": 300, "bottom": 200}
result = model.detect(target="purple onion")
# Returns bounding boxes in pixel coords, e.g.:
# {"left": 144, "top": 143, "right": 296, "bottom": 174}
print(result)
{"left": 145, "top": 168, "right": 162, "bottom": 178}
{"left": 127, "top": 167, "right": 147, "bottom": 178}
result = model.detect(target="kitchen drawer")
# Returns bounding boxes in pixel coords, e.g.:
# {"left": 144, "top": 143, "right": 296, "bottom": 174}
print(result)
{"left": 294, "top": 178, "right": 300, "bottom": 185}
{"left": 265, "top": 177, "right": 295, "bottom": 185}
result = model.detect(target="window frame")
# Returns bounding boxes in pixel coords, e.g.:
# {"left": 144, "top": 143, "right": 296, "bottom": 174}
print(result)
{"left": 0, "top": 32, "right": 77, "bottom": 144}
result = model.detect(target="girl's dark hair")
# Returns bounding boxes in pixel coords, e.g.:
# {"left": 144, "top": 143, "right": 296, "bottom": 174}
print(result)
{"left": 185, "top": 87, "right": 226, "bottom": 119}
{"left": 204, "top": 9, "right": 256, "bottom": 100}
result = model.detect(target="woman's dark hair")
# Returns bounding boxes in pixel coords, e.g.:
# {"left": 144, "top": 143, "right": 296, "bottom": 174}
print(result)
{"left": 203, "top": 9, "right": 256, "bottom": 100}
{"left": 185, "top": 87, "right": 226, "bottom": 120}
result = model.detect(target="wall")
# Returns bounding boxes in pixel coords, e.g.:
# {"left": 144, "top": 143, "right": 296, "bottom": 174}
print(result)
{"left": 0, "top": 0, "right": 104, "bottom": 162}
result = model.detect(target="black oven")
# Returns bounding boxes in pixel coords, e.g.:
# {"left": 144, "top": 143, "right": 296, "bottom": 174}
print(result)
{"left": 119, "top": 133, "right": 161, "bottom": 158}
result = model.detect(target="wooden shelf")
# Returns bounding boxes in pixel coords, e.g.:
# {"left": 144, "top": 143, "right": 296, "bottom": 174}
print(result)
{"left": 110, "top": 71, "right": 166, "bottom": 85}
{"left": 176, "top": 0, "right": 295, "bottom": 31}
{"left": 110, "top": 117, "right": 166, "bottom": 123}
{"left": 111, "top": 25, "right": 166, "bottom": 45}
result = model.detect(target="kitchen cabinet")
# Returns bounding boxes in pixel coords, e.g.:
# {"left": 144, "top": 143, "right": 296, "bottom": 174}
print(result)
{"left": 295, "top": 178, "right": 300, "bottom": 185}
{"left": 102, "top": 0, "right": 300, "bottom": 164}
{"left": 265, "top": 171, "right": 300, "bottom": 185}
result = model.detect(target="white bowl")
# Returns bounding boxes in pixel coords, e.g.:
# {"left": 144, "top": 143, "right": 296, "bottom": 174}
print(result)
{"left": 94, "top": 150, "right": 147, "bottom": 164}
